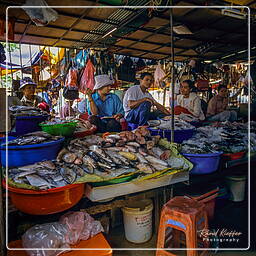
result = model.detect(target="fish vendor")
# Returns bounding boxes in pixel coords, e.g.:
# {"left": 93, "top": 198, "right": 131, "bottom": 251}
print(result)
{"left": 123, "top": 72, "right": 170, "bottom": 126}
{"left": 20, "top": 77, "right": 46, "bottom": 108}
{"left": 175, "top": 80, "right": 205, "bottom": 121}
{"left": 86, "top": 74, "right": 125, "bottom": 133}
{"left": 207, "top": 84, "right": 238, "bottom": 122}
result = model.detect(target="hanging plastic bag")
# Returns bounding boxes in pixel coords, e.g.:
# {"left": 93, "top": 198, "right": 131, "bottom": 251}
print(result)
{"left": 63, "top": 67, "right": 79, "bottom": 100}
{"left": 79, "top": 58, "right": 95, "bottom": 93}
{"left": 22, "top": 0, "right": 58, "bottom": 26}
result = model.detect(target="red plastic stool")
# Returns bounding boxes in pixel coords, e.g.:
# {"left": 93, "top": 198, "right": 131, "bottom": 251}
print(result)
{"left": 7, "top": 233, "right": 112, "bottom": 256}
{"left": 156, "top": 196, "right": 209, "bottom": 256}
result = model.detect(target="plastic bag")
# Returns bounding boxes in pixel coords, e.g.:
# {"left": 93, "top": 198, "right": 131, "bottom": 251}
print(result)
{"left": 22, "top": 211, "right": 104, "bottom": 256}
{"left": 63, "top": 68, "right": 79, "bottom": 100}
{"left": 22, "top": 0, "right": 58, "bottom": 26}
{"left": 22, "top": 222, "right": 70, "bottom": 256}
{"left": 59, "top": 211, "right": 104, "bottom": 244}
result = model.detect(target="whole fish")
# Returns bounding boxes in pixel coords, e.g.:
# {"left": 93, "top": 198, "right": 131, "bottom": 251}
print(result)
{"left": 60, "top": 167, "right": 77, "bottom": 184}
{"left": 125, "top": 145, "right": 137, "bottom": 153}
{"left": 62, "top": 152, "right": 77, "bottom": 163}
{"left": 135, "top": 153, "right": 148, "bottom": 164}
{"left": 26, "top": 174, "right": 53, "bottom": 188}
{"left": 82, "top": 155, "right": 98, "bottom": 169}
{"left": 126, "top": 142, "right": 140, "bottom": 148}
{"left": 137, "top": 164, "right": 155, "bottom": 174}
{"left": 145, "top": 155, "right": 168, "bottom": 166}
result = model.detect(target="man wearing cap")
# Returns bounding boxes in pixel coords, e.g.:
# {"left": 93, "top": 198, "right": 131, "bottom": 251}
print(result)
{"left": 20, "top": 77, "right": 45, "bottom": 107}
{"left": 86, "top": 74, "right": 125, "bottom": 133}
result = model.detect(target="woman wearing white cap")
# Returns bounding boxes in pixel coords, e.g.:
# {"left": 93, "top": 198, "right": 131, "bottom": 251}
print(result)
{"left": 86, "top": 74, "right": 125, "bottom": 133}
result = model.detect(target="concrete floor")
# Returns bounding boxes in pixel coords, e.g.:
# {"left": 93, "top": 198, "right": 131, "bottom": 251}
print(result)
{"left": 104, "top": 197, "right": 253, "bottom": 256}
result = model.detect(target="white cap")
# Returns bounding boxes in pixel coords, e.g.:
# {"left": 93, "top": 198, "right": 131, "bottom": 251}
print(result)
{"left": 94, "top": 74, "right": 113, "bottom": 90}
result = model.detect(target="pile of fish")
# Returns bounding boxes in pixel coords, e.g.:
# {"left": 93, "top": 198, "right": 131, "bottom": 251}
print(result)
{"left": 148, "top": 117, "right": 195, "bottom": 130}
{"left": 5, "top": 131, "right": 63, "bottom": 146}
{"left": 41, "top": 118, "right": 75, "bottom": 126}
{"left": 8, "top": 160, "right": 87, "bottom": 190}
{"left": 58, "top": 126, "right": 189, "bottom": 178}
{"left": 9, "top": 106, "right": 47, "bottom": 117}
{"left": 74, "top": 119, "right": 96, "bottom": 133}
{"left": 181, "top": 121, "right": 254, "bottom": 154}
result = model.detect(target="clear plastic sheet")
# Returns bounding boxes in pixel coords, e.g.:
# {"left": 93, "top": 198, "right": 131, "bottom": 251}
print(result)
{"left": 22, "top": 212, "right": 104, "bottom": 256}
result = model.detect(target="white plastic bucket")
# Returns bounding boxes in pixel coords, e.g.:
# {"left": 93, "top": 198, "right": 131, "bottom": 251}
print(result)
{"left": 226, "top": 175, "right": 247, "bottom": 202}
{"left": 122, "top": 199, "right": 153, "bottom": 243}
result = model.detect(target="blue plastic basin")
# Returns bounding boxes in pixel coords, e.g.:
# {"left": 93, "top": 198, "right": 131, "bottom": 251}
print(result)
{"left": 0, "top": 136, "right": 16, "bottom": 165}
{"left": 182, "top": 152, "right": 223, "bottom": 175}
{"left": 0, "top": 138, "right": 64, "bottom": 168}
{"left": 14, "top": 115, "right": 50, "bottom": 136}
{"left": 148, "top": 128, "right": 195, "bottom": 143}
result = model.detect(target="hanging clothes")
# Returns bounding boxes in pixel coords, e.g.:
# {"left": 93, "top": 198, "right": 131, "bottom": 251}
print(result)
{"left": 79, "top": 59, "right": 95, "bottom": 93}
{"left": 154, "top": 63, "right": 166, "bottom": 88}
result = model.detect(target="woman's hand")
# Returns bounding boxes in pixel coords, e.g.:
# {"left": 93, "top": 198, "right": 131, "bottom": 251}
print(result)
{"left": 113, "top": 113, "right": 123, "bottom": 120}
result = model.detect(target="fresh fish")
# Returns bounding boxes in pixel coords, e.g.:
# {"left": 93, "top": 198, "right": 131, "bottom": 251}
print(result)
{"left": 26, "top": 174, "right": 53, "bottom": 188}
{"left": 60, "top": 167, "right": 77, "bottom": 184}
{"left": 146, "top": 141, "right": 155, "bottom": 150}
{"left": 38, "top": 161, "right": 56, "bottom": 170}
{"left": 135, "top": 153, "right": 148, "bottom": 164}
{"left": 119, "top": 151, "right": 137, "bottom": 161}
{"left": 126, "top": 142, "right": 140, "bottom": 148}
{"left": 152, "top": 147, "right": 164, "bottom": 157}
{"left": 57, "top": 148, "right": 69, "bottom": 162}
{"left": 145, "top": 155, "right": 168, "bottom": 166}
{"left": 108, "top": 168, "right": 136, "bottom": 177}
{"left": 137, "top": 164, "right": 155, "bottom": 174}
{"left": 82, "top": 155, "right": 98, "bottom": 169}
{"left": 98, "top": 162, "right": 112, "bottom": 169}
{"left": 73, "top": 166, "right": 86, "bottom": 177}
{"left": 62, "top": 152, "right": 77, "bottom": 163}
{"left": 105, "top": 150, "right": 125, "bottom": 165}
{"left": 107, "top": 134, "right": 121, "bottom": 140}
{"left": 13, "top": 170, "right": 37, "bottom": 178}
{"left": 81, "top": 164, "right": 94, "bottom": 174}
{"left": 151, "top": 164, "right": 168, "bottom": 171}
{"left": 125, "top": 145, "right": 137, "bottom": 153}
{"left": 89, "top": 146, "right": 113, "bottom": 163}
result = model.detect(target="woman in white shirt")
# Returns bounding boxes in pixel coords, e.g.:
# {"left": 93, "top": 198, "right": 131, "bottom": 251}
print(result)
{"left": 176, "top": 80, "right": 205, "bottom": 121}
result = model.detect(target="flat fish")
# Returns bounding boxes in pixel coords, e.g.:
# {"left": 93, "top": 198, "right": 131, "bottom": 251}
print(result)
{"left": 26, "top": 174, "right": 53, "bottom": 188}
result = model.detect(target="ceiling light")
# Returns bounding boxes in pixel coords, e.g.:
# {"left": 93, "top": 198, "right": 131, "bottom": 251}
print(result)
{"left": 221, "top": 8, "right": 247, "bottom": 20}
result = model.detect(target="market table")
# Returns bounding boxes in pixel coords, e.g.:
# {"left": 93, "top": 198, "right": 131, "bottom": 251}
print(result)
{"left": 84, "top": 171, "right": 189, "bottom": 231}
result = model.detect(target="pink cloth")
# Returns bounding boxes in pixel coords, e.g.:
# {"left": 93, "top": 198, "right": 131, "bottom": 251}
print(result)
{"left": 79, "top": 59, "right": 95, "bottom": 93}
{"left": 154, "top": 63, "right": 166, "bottom": 87}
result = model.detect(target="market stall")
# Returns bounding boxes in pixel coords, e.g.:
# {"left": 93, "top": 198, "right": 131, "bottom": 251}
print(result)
{"left": 0, "top": 0, "right": 255, "bottom": 255}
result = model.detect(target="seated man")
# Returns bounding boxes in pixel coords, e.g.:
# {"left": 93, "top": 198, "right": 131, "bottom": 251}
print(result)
{"left": 87, "top": 74, "right": 124, "bottom": 133}
{"left": 123, "top": 72, "right": 170, "bottom": 126}
{"left": 207, "top": 84, "right": 237, "bottom": 122}
{"left": 20, "top": 77, "right": 45, "bottom": 107}
{"left": 175, "top": 80, "right": 205, "bottom": 121}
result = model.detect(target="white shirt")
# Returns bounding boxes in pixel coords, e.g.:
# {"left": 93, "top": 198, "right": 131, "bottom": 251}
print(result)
{"left": 123, "top": 85, "right": 153, "bottom": 117}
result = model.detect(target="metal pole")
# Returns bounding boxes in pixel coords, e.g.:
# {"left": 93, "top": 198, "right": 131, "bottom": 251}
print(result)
{"left": 19, "top": 43, "right": 23, "bottom": 79}
{"left": 169, "top": 1, "right": 175, "bottom": 143}
{"left": 29, "top": 44, "right": 32, "bottom": 79}
{"left": 8, "top": 46, "right": 14, "bottom": 95}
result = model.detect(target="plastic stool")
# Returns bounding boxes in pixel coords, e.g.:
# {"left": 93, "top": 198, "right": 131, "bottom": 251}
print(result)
{"left": 185, "top": 188, "right": 219, "bottom": 221}
{"left": 7, "top": 233, "right": 112, "bottom": 256}
{"left": 156, "top": 196, "right": 209, "bottom": 256}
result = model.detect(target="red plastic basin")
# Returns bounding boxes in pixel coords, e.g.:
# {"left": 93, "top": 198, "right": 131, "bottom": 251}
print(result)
{"left": 4, "top": 180, "right": 84, "bottom": 215}
{"left": 223, "top": 151, "right": 246, "bottom": 161}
